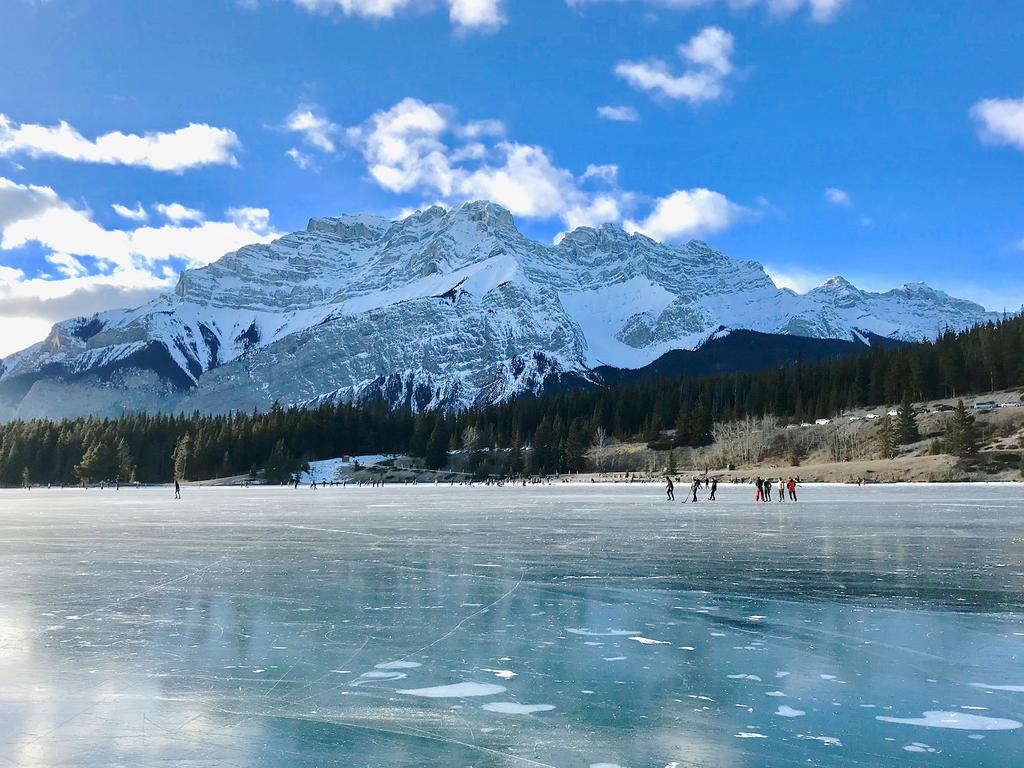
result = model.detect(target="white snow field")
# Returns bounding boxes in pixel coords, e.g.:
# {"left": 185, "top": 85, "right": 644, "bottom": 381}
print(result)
{"left": 0, "top": 483, "right": 1022, "bottom": 767}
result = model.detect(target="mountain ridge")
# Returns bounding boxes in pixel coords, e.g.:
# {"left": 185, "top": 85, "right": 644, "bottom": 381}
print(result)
{"left": 0, "top": 200, "right": 998, "bottom": 420}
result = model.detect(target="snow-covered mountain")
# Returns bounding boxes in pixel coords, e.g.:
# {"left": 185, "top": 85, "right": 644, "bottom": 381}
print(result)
{"left": 0, "top": 201, "right": 998, "bottom": 420}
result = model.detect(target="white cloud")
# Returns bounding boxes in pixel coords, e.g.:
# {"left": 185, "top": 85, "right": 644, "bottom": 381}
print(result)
{"left": 624, "top": 187, "right": 748, "bottom": 241}
{"left": 154, "top": 202, "right": 205, "bottom": 224}
{"left": 614, "top": 26, "right": 736, "bottom": 105}
{"left": 763, "top": 264, "right": 829, "bottom": 293}
{"left": 597, "top": 105, "right": 641, "bottom": 122}
{"left": 284, "top": 105, "right": 341, "bottom": 153}
{"left": 448, "top": 0, "right": 505, "bottom": 30}
{"left": 346, "top": 97, "right": 746, "bottom": 241}
{"left": 286, "top": 0, "right": 506, "bottom": 31}
{"left": 568, "top": 0, "right": 847, "bottom": 23}
{"left": 0, "top": 176, "right": 279, "bottom": 355}
{"left": 0, "top": 114, "right": 240, "bottom": 172}
{"left": 346, "top": 97, "right": 632, "bottom": 229}
{"left": 970, "top": 96, "right": 1024, "bottom": 151}
{"left": 286, "top": 147, "right": 315, "bottom": 169}
{"left": 111, "top": 202, "right": 148, "bottom": 222}
{"left": 824, "top": 186, "right": 852, "bottom": 206}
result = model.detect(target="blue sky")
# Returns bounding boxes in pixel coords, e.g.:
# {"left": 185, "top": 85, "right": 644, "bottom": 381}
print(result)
{"left": 1, "top": 0, "right": 1022, "bottom": 355}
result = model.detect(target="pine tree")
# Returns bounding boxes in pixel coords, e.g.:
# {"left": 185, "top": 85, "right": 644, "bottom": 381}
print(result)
{"left": 263, "top": 439, "right": 298, "bottom": 484}
{"left": 424, "top": 420, "right": 449, "bottom": 471}
{"left": 172, "top": 434, "right": 194, "bottom": 481}
{"left": 877, "top": 414, "right": 897, "bottom": 459}
{"left": 896, "top": 393, "right": 920, "bottom": 444}
{"left": 115, "top": 438, "right": 134, "bottom": 481}
{"left": 76, "top": 440, "right": 117, "bottom": 483}
{"left": 945, "top": 400, "right": 979, "bottom": 457}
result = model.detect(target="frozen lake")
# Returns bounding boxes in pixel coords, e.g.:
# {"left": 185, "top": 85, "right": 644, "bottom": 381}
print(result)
{"left": 1, "top": 483, "right": 1023, "bottom": 767}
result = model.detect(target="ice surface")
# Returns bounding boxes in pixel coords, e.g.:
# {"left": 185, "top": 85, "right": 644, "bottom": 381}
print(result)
{"left": 0, "top": 483, "right": 1023, "bottom": 767}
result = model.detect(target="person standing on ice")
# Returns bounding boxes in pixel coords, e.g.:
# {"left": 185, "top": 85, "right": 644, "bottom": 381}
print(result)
{"left": 709, "top": 478, "right": 717, "bottom": 501}
{"left": 787, "top": 477, "right": 798, "bottom": 501}
{"left": 754, "top": 477, "right": 764, "bottom": 502}
{"left": 777, "top": 478, "right": 785, "bottom": 502}
{"left": 666, "top": 476, "right": 675, "bottom": 501}
{"left": 174, "top": 480, "right": 181, "bottom": 499}
{"left": 763, "top": 478, "right": 772, "bottom": 502}
{"left": 691, "top": 478, "right": 700, "bottom": 502}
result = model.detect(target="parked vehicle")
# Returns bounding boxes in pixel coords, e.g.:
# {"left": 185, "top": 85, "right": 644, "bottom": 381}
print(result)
{"left": 999, "top": 401, "right": 1020, "bottom": 408}
{"left": 975, "top": 401, "right": 996, "bottom": 411}
{"left": 934, "top": 404, "right": 954, "bottom": 412}
{"left": 815, "top": 418, "right": 832, "bottom": 425}
{"left": 864, "top": 413, "right": 879, "bottom": 420}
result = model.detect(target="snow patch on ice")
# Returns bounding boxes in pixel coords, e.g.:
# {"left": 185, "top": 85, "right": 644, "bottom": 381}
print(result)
{"left": 374, "top": 661, "right": 422, "bottom": 670}
{"left": 775, "top": 705, "right": 805, "bottom": 717}
{"left": 628, "top": 636, "right": 669, "bottom": 645}
{"left": 397, "top": 682, "right": 506, "bottom": 698}
{"left": 970, "top": 682, "right": 1024, "bottom": 692}
{"left": 566, "top": 628, "right": 639, "bottom": 636}
{"left": 876, "top": 711, "right": 1022, "bottom": 730}
{"left": 902, "top": 742, "right": 938, "bottom": 753}
{"left": 481, "top": 702, "right": 555, "bottom": 714}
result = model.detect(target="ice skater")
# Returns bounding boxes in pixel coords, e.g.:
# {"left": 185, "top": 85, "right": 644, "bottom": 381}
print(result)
{"left": 174, "top": 480, "right": 181, "bottom": 499}
{"left": 708, "top": 478, "right": 717, "bottom": 501}
{"left": 787, "top": 477, "right": 798, "bottom": 501}
{"left": 777, "top": 478, "right": 785, "bottom": 502}
{"left": 666, "top": 476, "right": 675, "bottom": 501}
{"left": 754, "top": 477, "right": 764, "bottom": 502}
{"left": 764, "top": 479, "right": 773, "bottom": 502}
{"left": 692, "top": 479, "right": 700, "bottom": 502}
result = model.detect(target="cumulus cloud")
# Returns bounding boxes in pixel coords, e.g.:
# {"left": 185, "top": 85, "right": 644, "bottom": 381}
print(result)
{"left": 624, "top": 187, "right": 749, "bottom": 241}
{"left": 567, "top": 0, "right": 847, "bottom": 23}
{"left": 284, "top": 105, "right": 341, "bottom": 153}
{"left": 614, "top": 26, "right": 736, "bottom": 104}
{"left": 111, "top": 202, "right": 148, "bottom": 222}
{"left": 346, "top": 97, "right": 633, "bottom": 229}
{"left": 0, "top": 176, "right": 279, "bottom": 355}
{"left": 346, "top": 97, "right": 746, "bottom": 241}
{"left": 448, "top": 0, "right": 505, "bottom": 30}
{"left": 824, "top": 186, "right": 852, "bottom": 206}
{"left": 286, "top": 0, "right": 506, "bottom": 31}
{"left": 597, "top": 105, "right": 641, "bottom": 122}
{"left": 154, "top": 202, "right": 205, "bottom": 224}
{"left": 763, "top": 264, "right": 830, "bottom": 293}
{"left": 970, "top": 96, "right": 1024, "bottom": 151}
{"left": 0, "top": 114, "right": 241, "bottom": 172}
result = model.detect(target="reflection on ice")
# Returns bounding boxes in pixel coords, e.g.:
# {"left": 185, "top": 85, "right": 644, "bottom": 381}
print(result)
{"left": 0, "top": 483, "right": 1023, "bottom": 767}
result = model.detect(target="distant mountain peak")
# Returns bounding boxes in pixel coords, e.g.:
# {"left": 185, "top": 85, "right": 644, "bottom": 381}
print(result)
{"left": 0, "top": 200, "right": 998, "bottom": 421}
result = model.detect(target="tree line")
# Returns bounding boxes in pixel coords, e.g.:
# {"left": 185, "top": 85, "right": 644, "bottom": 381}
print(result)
{"left": 1, "top": 313, "right": 1021, "bottom": 486}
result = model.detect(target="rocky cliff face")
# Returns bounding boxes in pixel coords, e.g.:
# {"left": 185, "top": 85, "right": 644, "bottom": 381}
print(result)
{"left": 0, "top": 201, "right": 998, "bottom": 420}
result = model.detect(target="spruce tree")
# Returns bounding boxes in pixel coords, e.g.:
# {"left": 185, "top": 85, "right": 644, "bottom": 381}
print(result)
{"left": 945, "top": 400, "right": 979, "bottom": 457}
{"left": 263, "top": 439, "right": 297, "bottom": 484}
{"left": 172, "top": 434, "right": 194, "bottom": 481}
{"left": 896, "top": 393, "right": 920, "bottom": 444}
{"left": 424, "top": 420, "right": 449, "bottom": 471}
{"left": 76, "top": 441, "right": 117, "bottom": 483}
{"left": 877, "top": 414, "right": 897, "bottom": 459}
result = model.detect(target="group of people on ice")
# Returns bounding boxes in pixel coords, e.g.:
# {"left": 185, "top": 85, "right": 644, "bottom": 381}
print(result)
{"left": 665, "top": 475, "right": 718, "bottom": 502}
{"left": 665, "top": 475, "right": 798, "bottom": 502}
{"left": 754, "top": 476, "right": 798, "bottom": 502}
